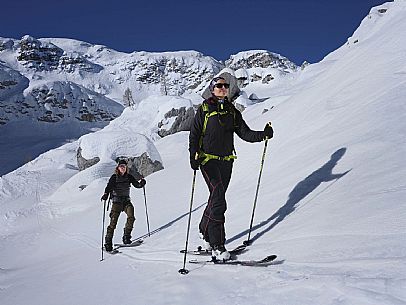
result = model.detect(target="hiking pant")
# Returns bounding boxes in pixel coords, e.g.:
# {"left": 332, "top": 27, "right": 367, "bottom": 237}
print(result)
{"left": 199, "top": 160, "right": 233, "bottom": 247}
{"left": 105, "top": 200, "right": 135, "bottom": 242}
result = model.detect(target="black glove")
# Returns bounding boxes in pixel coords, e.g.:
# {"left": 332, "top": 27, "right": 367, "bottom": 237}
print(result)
{"left": 139, "top": 178, "right": 146, "bottom": 188}
{"left": 263, "top": 122, "right": 273, "bottom": 139}
{"left": 190, "top": 156, "right": 201, "bottom": 171}
{"left": 101, "top": 193, "right": 109, "bottom": 201}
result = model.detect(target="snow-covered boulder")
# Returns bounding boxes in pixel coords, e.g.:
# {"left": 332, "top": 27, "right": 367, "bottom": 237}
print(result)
{"left": 107, "top": 95, "right": 195, "bottom": 140}
{"left": 78, "top": 129, "right": 163, "bottom": 178}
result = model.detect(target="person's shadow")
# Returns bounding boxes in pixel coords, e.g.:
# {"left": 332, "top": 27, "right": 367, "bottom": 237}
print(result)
{"left": 227, "top": 147, "right": 351, "bottom": 245}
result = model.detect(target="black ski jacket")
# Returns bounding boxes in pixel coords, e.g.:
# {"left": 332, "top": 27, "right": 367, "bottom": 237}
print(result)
{"left": 189, "top": 97, "right": 265, "bottom": 159}
{"left": 104, "top": 173, "right": 143, "bottom": 199}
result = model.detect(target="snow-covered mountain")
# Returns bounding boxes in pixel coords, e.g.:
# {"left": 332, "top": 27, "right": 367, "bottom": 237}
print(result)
{"left": 1, "top": 1, "right": 405, "bottom": 304}
{"left": 0, "top": 35, "right": 297, "bottom": 175}
{"left": 1, "top": 35, "right": 297, "bottom": 101}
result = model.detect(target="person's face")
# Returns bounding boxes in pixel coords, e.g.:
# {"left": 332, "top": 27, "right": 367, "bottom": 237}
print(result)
{"left": 118, "top": 164, "right": 127, "bottom": 174}
{"left": 212, "top": 79, "right": 229, "bottom": 99}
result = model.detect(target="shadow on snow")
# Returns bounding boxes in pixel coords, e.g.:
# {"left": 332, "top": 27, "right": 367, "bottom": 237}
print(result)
{"left": 134, "top": 202, "right": 206, "bottom": 240}
{"left": 227, "top": 147, "right": 351, "bottom": 245}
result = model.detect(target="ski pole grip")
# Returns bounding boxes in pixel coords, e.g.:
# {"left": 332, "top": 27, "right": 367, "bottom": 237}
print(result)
{"left": 265, "top": 121, "right": 272, "bottom": 140}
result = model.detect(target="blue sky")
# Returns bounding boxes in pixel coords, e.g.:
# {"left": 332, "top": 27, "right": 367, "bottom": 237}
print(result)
{"left": 1, "top": 0, "right": 386, "bottom": 64}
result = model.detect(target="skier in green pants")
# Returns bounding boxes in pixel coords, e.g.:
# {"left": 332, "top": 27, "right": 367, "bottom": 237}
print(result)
{"left": 101, "top": 160, "right": 146, "bottom": 251}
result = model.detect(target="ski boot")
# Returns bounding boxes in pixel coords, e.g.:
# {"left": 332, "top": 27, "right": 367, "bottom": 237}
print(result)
{"left": 104, "top": 232, "right": 113, "bottom": 252}
{"left": 199, "top": 233, "right": 212, "bottom": 252}
{"left": 122, "top": 229, "right": 132, "bottom": 245}
{"left": 212, "top": 245, "right": 230, "bottom": 261}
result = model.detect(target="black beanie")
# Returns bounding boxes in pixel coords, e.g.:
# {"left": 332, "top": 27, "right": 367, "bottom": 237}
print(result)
{"left": 118, "top": 159, "right": 127, "bottom": 166}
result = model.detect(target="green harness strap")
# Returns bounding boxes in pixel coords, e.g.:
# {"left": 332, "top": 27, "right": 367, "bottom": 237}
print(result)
{"left": 198, "top": 102, "right": 237, "bottom": 165}
{"left": 198, "top": 151, "right": 237, "bottom": 165}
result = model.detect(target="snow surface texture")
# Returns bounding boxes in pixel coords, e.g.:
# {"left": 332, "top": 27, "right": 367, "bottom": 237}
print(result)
{"left": 1, "top": 1, "right": 406, "bottom": 304}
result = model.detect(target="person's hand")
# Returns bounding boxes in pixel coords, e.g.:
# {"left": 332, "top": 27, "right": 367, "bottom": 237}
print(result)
{"left": 139, "top": 179, "right": 146, "bottom": 187}
{"left": 190, "top": 156, "right": 201, "bottom": 171}
{"left": 101, "top": 193, "right": 108, "bottom": 201}
{"left": 263, "top": 122, "right": 273, "bottom": 139}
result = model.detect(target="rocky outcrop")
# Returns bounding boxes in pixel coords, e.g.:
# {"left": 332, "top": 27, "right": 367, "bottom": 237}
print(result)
{"left": 76, "top": 147, "right": 100, "bottom": 170}
{"left": 58, "top": 53, "right": 103, "bottom": 73}
{"left": 301, "top": 61, "right": 310, "bottom": 70}
{"left": 17, "top": 35, "right": 64, "bottom": 71}
{"left": 0, "top": 64, "right": 30, "bottom": 125}
{"left": 76, "top": 150, "right": 163, "bottom": 179}
{"left": 26, "top": 81, "right": 123, "bottom": 123}
{"left": 226, "top": 50, "right": 297, "bottom": 72}
{"left": 16, "top": 36, "right": 103, "bottom": 74}
{"left": 158, "top": 106, "right": 195, "bottom": 137}
{"left": 0, "top": 39, "right": 14, "bottom": 51}
{"left": 119, "top": 154, "right": 164, "bottom": 180}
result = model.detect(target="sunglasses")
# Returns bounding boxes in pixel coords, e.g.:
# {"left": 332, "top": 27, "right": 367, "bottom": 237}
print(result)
{"left": 118, "top": 164, "right": 127, "bottom": 168}
{"left": 214, "top": 83, "right": 230, "bottom": 89}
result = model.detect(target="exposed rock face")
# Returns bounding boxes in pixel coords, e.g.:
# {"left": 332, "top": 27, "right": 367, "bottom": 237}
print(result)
{"left": 158, "top": 106, "right": 195, "bottom": 137}
{"left": 2, "top": 35, "right": 225, "bottom": 102}
{"left": 77, "top": 150, "right": 163, "bottom": 179}
{"left": 77, "top": 151, "right": 163, "bottom": 179}
{"left": 58, "top": 53, "right": 103, "bottom": 73}
{"left": 301, "top": 61, "right": 310, "bottom": 70}
{"left": 121, "top": 153, "right": 164, "bottom": 180}
{"left": 17, "top": 35, "right": 64, "bottom": 71}
{"left": 16, "top": 36, "right": 103, "bottom": 73}
{"left": 262, "top": 74, "right": 275, "bottom": 83}
{"left": 0, "top": 39, "right": 14, "bottom": 51}
{"left": 0, "top": 80, "right": 122, "bottom": 124}
{"left": 76, "top": 147, "right": 100, "bottom": 170}
{"left": 226, "top": 50, "right": 297, "bottom": 71}
{"left": 26, "top": 81, "right": 123, "bottom": 123}
{"left": 222, "top": 50, "right": 298, "bottom": 88}
{"left": 0, "top": 64, "right": 30, "bottom": 125}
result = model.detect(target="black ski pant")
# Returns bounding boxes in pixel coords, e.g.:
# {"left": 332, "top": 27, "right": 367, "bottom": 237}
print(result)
{"left": 199, "top": 159, "right": 233, "bottom": 247}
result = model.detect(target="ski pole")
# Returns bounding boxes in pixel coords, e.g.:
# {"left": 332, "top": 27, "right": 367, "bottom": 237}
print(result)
{"left": 100, "top": 198, "right": 107, "bottom": 261}
{"left": 106, "top": 196, "right": 111, "bottom": 211}
{"left": 179, "top": 170, "right": 197, "bottom": 275}
{"left": 100, "top": 196, "right": 111, "bottom": 261}
{"left": 143, "top": 185, "right": 151, "bottom": 237}
{"left": 244, "top": 123, "right": 271, "bottom": 246}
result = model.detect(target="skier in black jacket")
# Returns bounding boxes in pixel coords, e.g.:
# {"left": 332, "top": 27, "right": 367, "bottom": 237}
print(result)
{"left": 189, "top": 76, "right": 273, "bottom": 260}
{"left": 101, "top": 159, "right": 146, "bottom": 251}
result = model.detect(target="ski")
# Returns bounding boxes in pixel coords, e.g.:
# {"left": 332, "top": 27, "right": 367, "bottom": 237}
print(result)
{"left": 114, "top": 239, "right": 143, "bottom": 249}
{"left": 180, "top": 244, "right": 246, "bottom": 256}
{"left": 189, "top": 254, "right": 277, "bottom": 267}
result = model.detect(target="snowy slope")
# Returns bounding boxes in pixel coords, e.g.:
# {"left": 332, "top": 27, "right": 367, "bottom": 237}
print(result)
{"left": 1, "top": 1, "right": 406, "bottom": 305}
